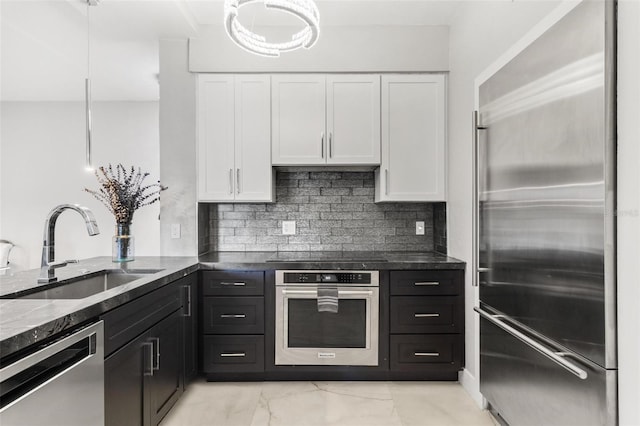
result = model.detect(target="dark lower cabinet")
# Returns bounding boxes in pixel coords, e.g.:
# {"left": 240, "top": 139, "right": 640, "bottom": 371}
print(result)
{"left": 147, "top": 310, "right": 184, "bottom": 426}
{"left": 105, "top": 332, "right": 147, "bottom": 426}
{"left": 103, "top": 274, "right": 196, "bottom": 426}
{"left": 105, "top": 309, "right": 183, "bottom": 426}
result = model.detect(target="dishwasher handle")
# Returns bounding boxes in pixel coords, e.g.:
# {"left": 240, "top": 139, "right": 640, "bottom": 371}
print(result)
{"left": 0, "top": 321, "right": 103, "bottom": 382}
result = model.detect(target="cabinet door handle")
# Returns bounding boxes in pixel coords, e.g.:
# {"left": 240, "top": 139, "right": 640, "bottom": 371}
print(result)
{"left": 150, "top": 337, "right": 160, "bottom": 371}
{"left": 220, "top": 352, "right": 246, "bottom": 358}
{"left": 415, "top": 352, "right": 440, "bottom": 357}
{"left": 228, "top": 168, "right": 233, "bottom": 194}
{"left": 143, "top": 342, "right": 154, "bottom": 376}
{"left": 321, "top": 132, "right": 325, "bottom": 158}
{"left": 414, "top": 313, "right": 440, "bottom": 318}
{"left": 220, "top": 314, "right": 246, "bottom": 319}
{"left": 329, "top": 132, "right": 333, "bottom": 158}
{"left": 236, "top": 169, "right": 241, "bottom": 194}
{"left": 183, "top": 285, "right": 192, "bottom": 317}
{"left": 414, "top": 281, "right": 440, "bottom": 286}
{"left": 220, "top": 281, "right": 246, "bottom": 286}
{"left": 385, "top": 169, "right": 389, "bottom": 195}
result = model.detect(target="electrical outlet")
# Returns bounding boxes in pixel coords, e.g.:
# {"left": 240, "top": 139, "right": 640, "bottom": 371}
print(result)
{"left": 282, "top": 220, "right": 296, "bottom": 235}
{"left": 416, "top": 221, "right": 425, "bottom": 235}
{"left": 171, "top": 223, "right": 181, "bottom": 239}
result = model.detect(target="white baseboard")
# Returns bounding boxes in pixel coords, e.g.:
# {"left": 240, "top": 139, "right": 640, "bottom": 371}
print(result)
{"left": 459, "top": 368, "right": 485, "bottom": 409}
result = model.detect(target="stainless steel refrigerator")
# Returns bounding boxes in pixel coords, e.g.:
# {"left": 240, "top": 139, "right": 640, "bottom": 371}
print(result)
{"left": 473, "top": 1, "right": 617, "bottom": 424}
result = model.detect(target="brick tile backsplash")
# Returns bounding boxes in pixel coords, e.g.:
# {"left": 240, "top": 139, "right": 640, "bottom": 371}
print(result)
{"left": 201, "top": 171, "right": 447, "bottom": 253}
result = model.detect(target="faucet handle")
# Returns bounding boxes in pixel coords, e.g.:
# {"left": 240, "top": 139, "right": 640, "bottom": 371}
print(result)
{"left": 64, "top": 259, "right": 80, "bottom": 264}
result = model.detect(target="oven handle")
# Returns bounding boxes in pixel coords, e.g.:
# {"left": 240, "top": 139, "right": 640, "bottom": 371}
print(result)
{"left": 281, "top": 289, "right": 374, "bottom": 296}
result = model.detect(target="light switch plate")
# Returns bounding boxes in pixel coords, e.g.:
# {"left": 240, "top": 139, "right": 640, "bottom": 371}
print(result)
{"left": 171, "top": 223, "right": 181, "bottom": 239}
{"left": 416, "top": 221, "right": 425, "bottom": 235}
{"left": 282, "top": 220, "right": 296, "bottom": 235}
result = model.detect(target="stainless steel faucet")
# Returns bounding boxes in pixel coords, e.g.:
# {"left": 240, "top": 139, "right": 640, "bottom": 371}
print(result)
{"left": 38, "top": 204, "right": 100, "bottom": 283}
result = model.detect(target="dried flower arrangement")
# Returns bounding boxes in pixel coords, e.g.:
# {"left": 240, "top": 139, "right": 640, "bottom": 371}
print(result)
{"left": 85, "top": 164, "right": 167, "bottom": 225}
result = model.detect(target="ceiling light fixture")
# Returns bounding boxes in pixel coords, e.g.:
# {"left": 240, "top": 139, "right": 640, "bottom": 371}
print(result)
{"left": 223, "top": 0, "right": 320, "bottom": 58}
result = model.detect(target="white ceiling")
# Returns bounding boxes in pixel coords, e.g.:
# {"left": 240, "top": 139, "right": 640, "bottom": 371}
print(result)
{"left": 0, "top": 0, "right": 461, "bottom": 101}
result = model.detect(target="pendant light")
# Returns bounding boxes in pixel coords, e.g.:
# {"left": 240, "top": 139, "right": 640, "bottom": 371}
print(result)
{"left": 223, "top": 0, "right": 320, "bottom": 58}
{"left": 85, "top": 0, "right": 99, "bottom": 172}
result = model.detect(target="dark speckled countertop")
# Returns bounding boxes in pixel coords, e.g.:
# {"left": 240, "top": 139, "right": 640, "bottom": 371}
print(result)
{"left": 0, "top": 251, "right": 463, "bottom": 357}
{"left": 198, "top": 251, "right": 465, "bottom": 271}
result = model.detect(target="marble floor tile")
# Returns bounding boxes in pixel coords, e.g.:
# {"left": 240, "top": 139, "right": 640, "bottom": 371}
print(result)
{"left": 389, "top": 382, "right": 495, "bottom": 426}
{"left": 160, "top": 380, "right": 263, "bottom": 426}
{"left": 160, "top": 380, "right": 493, "bottom": 426}
{"left": 250, "top": 381, "right": 402, "bottom": 426}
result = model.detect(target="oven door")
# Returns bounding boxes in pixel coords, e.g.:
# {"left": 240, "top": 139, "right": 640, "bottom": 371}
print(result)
{"left": 275, "top": 286, "right": 379, "bottom": 366}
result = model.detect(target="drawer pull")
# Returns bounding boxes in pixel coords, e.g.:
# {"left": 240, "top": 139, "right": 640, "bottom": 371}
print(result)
{"left": 220, "top": 314, "right": 246, "bottom": 319}
{"left": 414, "top": 281, "right": 440, "bottom": 286}
{"left": 414, "top": 313, "right": 440, "bottom": 318}
{"left": 220, "top": 352, "right": 246, "bottom": 358}
{"left": 220, "top": 282, "right": 246, "bottom": 286}
{"left": 414, "top": 352, "right": 440, "bottom": 357}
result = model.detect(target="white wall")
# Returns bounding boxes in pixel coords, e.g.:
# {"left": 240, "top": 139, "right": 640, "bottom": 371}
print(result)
{"left": 447, "top": 0, "right": 561, "bottom": 405}
{"left": 190, "top": 25, "right": 449, "bottom": 72}
{"left": 159, "top": 39, "right": 198, "bottom": 256}
{"left": 616, "top": 1, "right": 640, "bottom": 424}
{"left": 0, "top": 101, "right": 161, "bottom": 270}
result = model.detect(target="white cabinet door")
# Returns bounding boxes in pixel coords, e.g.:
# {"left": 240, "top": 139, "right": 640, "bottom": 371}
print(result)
{"left": 198, "top": 75, "right": 235, "bottom": 201}
{"left": 271, "top": 75, "right": 326, "bottom": 165}
{"left": 234, "top": 75, "right": 274, "bottom": 202}
{"left": 198, "top": 75, "right": 274, "bottom": 202}
{"left": 376, "top": 74, "right": 446, "bottom": 202}
{"left": 326, "top": 75, "right": 381, "bottom": 165}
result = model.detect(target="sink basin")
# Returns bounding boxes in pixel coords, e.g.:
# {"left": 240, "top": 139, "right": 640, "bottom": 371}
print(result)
{"left": 10, "top": 269, "right": 163, "bottom": 299}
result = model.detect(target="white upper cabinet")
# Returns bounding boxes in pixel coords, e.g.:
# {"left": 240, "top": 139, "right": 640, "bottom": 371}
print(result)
{"left": 272, "top": 75, "right": 381, "bottom": 166}
{"left": 271, "top": 75, "right": 326, "bottom": 165}
{"left": 375, "top": 74, "right": 446, "bottom": 202}
{"left": 326, "top": 75, "right": 381, "bottom": 164}
{"left": 198, "top": 74, "right": 274, "bottom": 202}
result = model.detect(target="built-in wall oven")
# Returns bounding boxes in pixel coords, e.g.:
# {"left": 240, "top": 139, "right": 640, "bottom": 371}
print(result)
{"left": 275, "top": 270, "right": 379, "bottom": 366}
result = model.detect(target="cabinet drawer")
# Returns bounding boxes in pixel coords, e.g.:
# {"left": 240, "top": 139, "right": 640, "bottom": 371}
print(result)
{"left": 201, "top": 271, "right": 264, "bottom": 296}
{"left": 390, "top": 270, "right": 462, "bottom": 296}
{"left": 390, "top": 335, "right": 462, "bottom": 370}
{"left": 390, "top": 296, "right": 461, "bottom": 334}
{"left": 202, "top": 297, "right": 264, "bottom": 334}
{"left": 203, "top": 335, "right": 265, "bottom": 373}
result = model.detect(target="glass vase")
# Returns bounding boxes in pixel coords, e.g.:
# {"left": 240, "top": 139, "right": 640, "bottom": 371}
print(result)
{"left": 112, "top": 223, "right": 135, "bottom": 262}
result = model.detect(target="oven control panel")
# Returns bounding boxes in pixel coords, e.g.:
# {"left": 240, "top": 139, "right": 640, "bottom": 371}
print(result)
{"left": 281, "top": 271, "right": 377, "bottom": 285}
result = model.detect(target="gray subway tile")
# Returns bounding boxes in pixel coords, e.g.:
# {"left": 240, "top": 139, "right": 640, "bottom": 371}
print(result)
{"left": 299, "top": 204, "right": 330, "bottom": 212}
{"left": 223, "top": 211, "right": 256, "bottom": 220}
{"left": 288, "top": 235, "right": 321, "bottom": 244}
{"left": 310, "top": 196, "right": 342, "bottom": 204}
{"left": 287, "top": 211, "right": 321, "bottom": 220}
{"left": 223, "top": 235, "right": 257, "bottom": 244}
{"left": 321, "top": 235, "right": 353, "bottom": 244}
{"left": 277, "top": 244, "right": 311, "bottom": 251}
{"left": 320, "top": 212, "right": 353, "bottom": 220}
{"left": 320, "top": 188, "right": 351, "bottom": 196}
{"left": 309, "top": 244, "right": 343, "bottom": 251}
{"left": 352, "top": 187, "right": 375, "bottom": 196}
{"left": 234, "top": 204, "right": 267, "bottom": 212}
{"left": 332, "top": 180, "right": 363, "bottom": 188}
{"left": 330, "top": 204, "right": 363, "bottom": 212}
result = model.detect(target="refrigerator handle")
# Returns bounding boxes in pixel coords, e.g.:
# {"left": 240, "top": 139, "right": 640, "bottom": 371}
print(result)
{"left": 474, "top": 306, "right": 588, "bottom": 380}
{"left": 473, "top": 111, "right": 488, "bottom": 287}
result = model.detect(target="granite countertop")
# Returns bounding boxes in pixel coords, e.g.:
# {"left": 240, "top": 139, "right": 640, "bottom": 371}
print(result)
{"left": 0, "top": 257, "right": 199, "bottom": 357}
{"left": 0, "top": 251, "right": 463, "bottom": 357}
{"left": 199, "top": 251, "right": 465, "bottom": 271}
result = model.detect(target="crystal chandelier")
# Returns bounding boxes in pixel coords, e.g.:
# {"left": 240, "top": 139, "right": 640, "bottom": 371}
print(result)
{"left": 223, "top": 0, "right": 320, "bottom": 58}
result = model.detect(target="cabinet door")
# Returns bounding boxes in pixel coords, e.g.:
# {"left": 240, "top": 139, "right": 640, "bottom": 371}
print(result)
{"left": 105, "top": 332, "right": 149, "bottom": 426}
{"left": 377, "top": 75, "right": 446, "bottom": 202}
{"left": 272, "top": 75, "right": 326, "bottom": 165}
{"left": 235, "top": 75, "right": 274, "bottom": 202}
{"left": 147, "top": 309, "right": 184, "bottom": 426}
{"left": 198, "top": 74, "right": 235, "bottom": 201}
{"left": 327, "top": 75, "right": 381, "bottom": 165}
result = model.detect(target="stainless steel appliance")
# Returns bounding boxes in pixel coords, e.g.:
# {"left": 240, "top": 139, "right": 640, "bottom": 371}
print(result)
{"left": 275, "top": 270, "right": 379, "bottom": 366}
{"left": 473, "top": 1, "right": 617, "bottom": 424}
{"left": 0, "top": 321, "right": 104, "bottom": 426}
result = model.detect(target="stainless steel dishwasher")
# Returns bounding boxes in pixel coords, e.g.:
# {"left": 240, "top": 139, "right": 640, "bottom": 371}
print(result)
{"left": 0, "top": 321, "right": 104, "bottom": 426}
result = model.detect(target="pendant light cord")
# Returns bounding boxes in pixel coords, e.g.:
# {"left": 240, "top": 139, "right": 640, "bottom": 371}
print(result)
{"left": 85, "top": 0, "right": 93, "bottom": 171}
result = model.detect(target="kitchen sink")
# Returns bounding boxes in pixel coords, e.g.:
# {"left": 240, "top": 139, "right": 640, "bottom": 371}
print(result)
{"left": 9, "top": 269, "right": 163, "bottom": 299}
